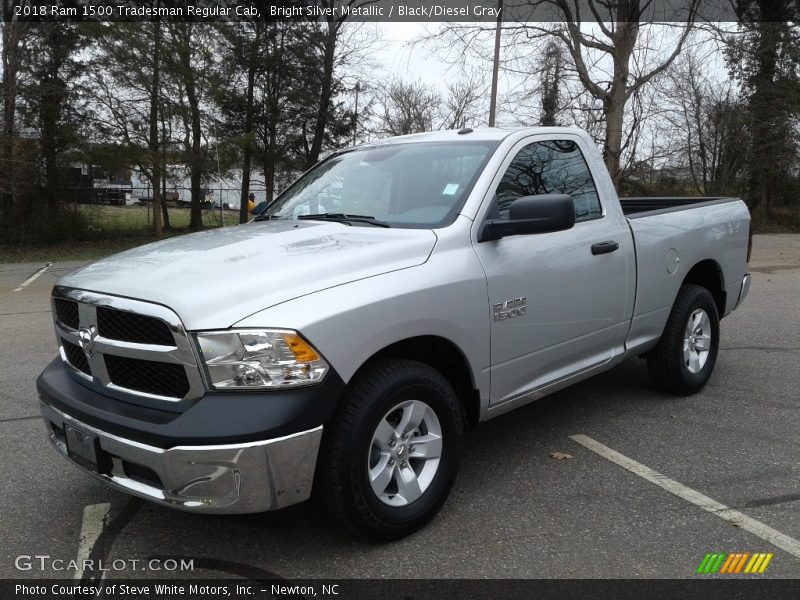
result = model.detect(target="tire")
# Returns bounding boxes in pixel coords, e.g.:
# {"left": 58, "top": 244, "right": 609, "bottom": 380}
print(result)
{"left": 315, "top": 358, "right": 464, "bottom": 540}
{"left": 647, "top": 284, "right": 720, "bottom": 395}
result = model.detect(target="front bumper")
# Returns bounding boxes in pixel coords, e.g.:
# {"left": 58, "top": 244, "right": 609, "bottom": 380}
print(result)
{"left": 41, "top": 402, "right": 322, "bottom": 513}
{"left": 37, "top": 358, "right": 345, "bottom": 513}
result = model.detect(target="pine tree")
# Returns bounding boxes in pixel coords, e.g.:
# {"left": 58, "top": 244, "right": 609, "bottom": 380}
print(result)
{"left": 727, "top": 0, "right": 800, "bottom": 224}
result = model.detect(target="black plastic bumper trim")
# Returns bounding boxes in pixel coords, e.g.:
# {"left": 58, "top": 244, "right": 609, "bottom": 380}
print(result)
{"left": 36, "top": 358, "right": 344, "bottom": 449}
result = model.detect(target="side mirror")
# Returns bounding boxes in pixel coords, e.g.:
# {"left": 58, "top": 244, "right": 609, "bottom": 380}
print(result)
{"left": 478, "top": 194, "right": 576, "bottom": 242}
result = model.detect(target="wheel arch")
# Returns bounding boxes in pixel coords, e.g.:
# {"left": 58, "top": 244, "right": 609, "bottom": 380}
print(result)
{"left": 349, "top": 335, "right": 481, "bottom": 429}
{"left": 681, "top": 259, "right": 726, "bottom": 316}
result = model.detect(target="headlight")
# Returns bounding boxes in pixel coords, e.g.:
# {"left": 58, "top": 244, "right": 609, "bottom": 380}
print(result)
{"left": 195, "top": 329, "right": 328, "bottom": 389}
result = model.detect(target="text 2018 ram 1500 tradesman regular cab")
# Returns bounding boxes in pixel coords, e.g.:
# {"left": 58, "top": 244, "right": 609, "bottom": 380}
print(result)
{"left": 37, "top": 127, "right": 752, "bottom": 539}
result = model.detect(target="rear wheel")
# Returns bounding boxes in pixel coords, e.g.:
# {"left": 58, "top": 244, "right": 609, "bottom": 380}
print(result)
{"left": 315, "top": 358, "right": 463, "bottom": 540}
{"left": 647, "top": 284, "right": 720, "bottom": 395}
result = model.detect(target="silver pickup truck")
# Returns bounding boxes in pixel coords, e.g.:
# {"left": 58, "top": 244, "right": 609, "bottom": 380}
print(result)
{"left": 37, "top": 127, "right": 751, "bottom": 539}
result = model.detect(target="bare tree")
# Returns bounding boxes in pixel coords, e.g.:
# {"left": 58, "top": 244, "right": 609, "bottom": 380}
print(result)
{"left": 371, "top": 73, "right": 488, "bottom": 137}
{"left": 148, "top": 22, "right": 163, "bottom": 236}
{"left": 217, "top": 21, "right": 265, "bottom": 224}
{"left": 256, "top": 21, "right": 292, "bottom": 205}
{"left": 442, "top": 72, "right": 488, "bottom": 129}
{"left": 658, "top": 51, "right": 748, "bottom": 196}
{"left": 422, "top": 0, "right": 701, "bottom": 186}
{"left": 163, "top": 23, "right": 216, "bottom": 230}
{"left": 374, "top": 79, "right": 440, "bottom": 136}
{"left": 535, "top": 1, "right": 700, "bottom": 185}
{"left": 90, "top": 23, "right": 167, "bottom": 236}
{"left": 539, "top": 40, "right": 566, "bottom": 126}
{"left": 304, "top": 1, "right": 380, "bottom": 167}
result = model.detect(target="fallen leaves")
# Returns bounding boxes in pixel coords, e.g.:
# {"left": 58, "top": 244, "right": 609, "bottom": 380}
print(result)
{"left": 550, "top": 451, "right": 574, "bottom": 460}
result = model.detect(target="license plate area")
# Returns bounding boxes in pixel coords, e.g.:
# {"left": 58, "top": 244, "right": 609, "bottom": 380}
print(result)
{"left": 64, "top": 424, "right": 110, "bottom": 474}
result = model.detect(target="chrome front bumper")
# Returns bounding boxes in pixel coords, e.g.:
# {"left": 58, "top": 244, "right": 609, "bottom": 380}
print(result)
{"left": 40, "top": 402, "right": 322, "bottom": 514}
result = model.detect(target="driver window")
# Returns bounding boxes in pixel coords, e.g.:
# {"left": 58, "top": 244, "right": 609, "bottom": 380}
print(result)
{"left": 495, "top": 140, "right": 602, "bottom": 222}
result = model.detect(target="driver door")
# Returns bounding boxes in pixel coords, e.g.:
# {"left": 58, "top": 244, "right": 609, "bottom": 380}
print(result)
{"left": 472, "top": 135, "right": 633, "bottom": 404}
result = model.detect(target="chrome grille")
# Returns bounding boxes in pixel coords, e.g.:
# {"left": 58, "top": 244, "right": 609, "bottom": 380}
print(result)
{"left": 51, "top": 287, "right": 204, "bottom": 402}
{"left": 54, "top": 298, "right": 79, "bottom": 330}
{"left": 104, "top": 355, "right": 191, "bottom": 398}
{"left": 97, "top": 306, "right": 174, "bottom": 346}
{"left": 61, "top": 339, "right": 90, "bottom": 375}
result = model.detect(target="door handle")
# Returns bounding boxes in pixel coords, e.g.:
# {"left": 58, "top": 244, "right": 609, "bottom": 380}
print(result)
{"left": 591, "top": 240, "right": 619, "bottom": 255}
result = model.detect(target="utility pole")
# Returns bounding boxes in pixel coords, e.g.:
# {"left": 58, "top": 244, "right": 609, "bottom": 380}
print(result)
{"left": 488, "top": 0, "right": 503, "bottom": 127}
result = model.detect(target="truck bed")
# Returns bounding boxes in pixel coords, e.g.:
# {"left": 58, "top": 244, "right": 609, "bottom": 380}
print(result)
{"left": 620, "top": 196, "right": 739, "bottom": 218}
{"left": 621, "top": 196, "right": 750, "bottom": 355}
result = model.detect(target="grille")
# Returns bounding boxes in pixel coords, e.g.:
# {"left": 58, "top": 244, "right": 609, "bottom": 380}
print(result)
{"left": 54, "top": 298, "right": 79, "bottom": 329}
{"left": 62, "top": 339, "right": 90, "bottom": 375}
{"left": 53, "top": 289, "right": 202, "bottom": 402}
{"left": 104, "top": 354, "right": 190, "bottom": 398}
{"left": 97, "top": 306, "right": 174, "bottom": 346}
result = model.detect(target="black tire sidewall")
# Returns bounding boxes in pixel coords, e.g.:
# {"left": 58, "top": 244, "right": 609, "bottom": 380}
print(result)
{"left": 671, "top": 288, "right": 720, "bottom": 390}
{"left": 341, "top": 363, "right": 462, "bottom": 536}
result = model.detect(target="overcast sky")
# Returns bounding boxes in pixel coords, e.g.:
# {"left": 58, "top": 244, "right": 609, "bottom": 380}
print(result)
{"left": 362, "top": 22, "right": 731, "bottom": 128}
{"left": 373, "top": 23, "right": 455, "bottom": 85}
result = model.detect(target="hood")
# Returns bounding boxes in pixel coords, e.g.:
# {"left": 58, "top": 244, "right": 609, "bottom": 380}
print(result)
{"left": 58, "top": 220, "right": 437, "bottom": 330}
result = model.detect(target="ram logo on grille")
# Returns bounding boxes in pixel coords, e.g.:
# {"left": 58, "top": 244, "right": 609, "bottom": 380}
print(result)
{"left": 77, "top": 326, "right": 98, "bottom": 358}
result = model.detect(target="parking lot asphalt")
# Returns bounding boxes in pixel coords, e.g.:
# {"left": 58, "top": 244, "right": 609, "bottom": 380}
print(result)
{"left": 0, "top": 235, "right": 799, "bottom": 580}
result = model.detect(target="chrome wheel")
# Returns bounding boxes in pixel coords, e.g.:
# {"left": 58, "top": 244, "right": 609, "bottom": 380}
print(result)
{"left": 368, "top": 399, "right": 442, "bottom": 507}
{"left": 683, "top": 308, "right": 712, "bottom": 374}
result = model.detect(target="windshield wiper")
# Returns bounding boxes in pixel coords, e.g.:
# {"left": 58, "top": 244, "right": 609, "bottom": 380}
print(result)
{"left": 296, "top": 213, "right": 391, "bottom": 228}
{"left": 252, "top": 213, "right": 283, "bottom": 222}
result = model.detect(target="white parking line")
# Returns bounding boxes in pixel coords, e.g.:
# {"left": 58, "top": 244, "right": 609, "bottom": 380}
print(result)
{"left": 74, "top": 502, "right": 110, "bottom": 580}
{"left": 13, "top": 262, "right": 52, "bottom": 292}
{"left": 570, "top": 434, "right": 800, "bottom": 559}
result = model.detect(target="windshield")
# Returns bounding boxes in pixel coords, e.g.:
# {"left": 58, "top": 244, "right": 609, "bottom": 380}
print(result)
{"left": 265, "top": 141, "right": 498, "bottom": 228}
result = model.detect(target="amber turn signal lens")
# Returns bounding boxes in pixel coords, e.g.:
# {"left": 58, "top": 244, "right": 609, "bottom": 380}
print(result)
{"left": 282, "top": 334, "right": 320, "bottom": 362}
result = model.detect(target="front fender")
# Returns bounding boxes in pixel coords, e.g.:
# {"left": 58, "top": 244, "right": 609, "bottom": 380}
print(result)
{"left": 234, "top": 252, "right": 490, "bottom": 403}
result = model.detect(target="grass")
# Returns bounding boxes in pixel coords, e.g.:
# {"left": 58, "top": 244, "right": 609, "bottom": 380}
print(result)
{"left": 0, "top": 204, "right": 243, "bottom": 263}
{"left": 83, "top": 203, "right": 240, "bottom": 233}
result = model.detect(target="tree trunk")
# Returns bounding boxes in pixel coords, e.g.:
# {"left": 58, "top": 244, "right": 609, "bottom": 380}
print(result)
{"left": 159, "top": 104, "right": 171, "bottom": 231}
{"left": 189, "top": 161, "right": 202, "bottom": 229}
{"left": 40, "top": 77, "right": 64, "bottom": 209}
{"left": 306, "top": 21, "right": 336, "bottom": 167}
{"left": 184, "top": 57, "right": 204, "bottom": 229}
{"left": 171, "top": 24, "right": 204, "bottom": 230}
{"left": 603, "top": 18, "right": 637, "bottom": 189}
{"left": 264, "top": 160, "right": 275, "bottom": 205}
{"left": 1, "top": 17, "right": 22, "bottom": 218}
{"left": 149, "top": 22, "right": 162, "bottom": 237}
{"left": 265, "top": 123, "right": 277, "bottom": 204}
{"left": 239, "top": 31, "right": 258, "bottom": 224}
{"left": 602, "top": 89, "right": 625, "bottom": 187}
{"left": 260, "top": 24, "right": 285, "bottom": 205}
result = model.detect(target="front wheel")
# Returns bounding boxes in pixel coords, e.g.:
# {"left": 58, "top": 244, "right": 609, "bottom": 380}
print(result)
{"left": 647, "top": 284, "right": 720, "bottom": 395}
{"left": 315, "top": 358, "right": 464, "bottom": 540}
